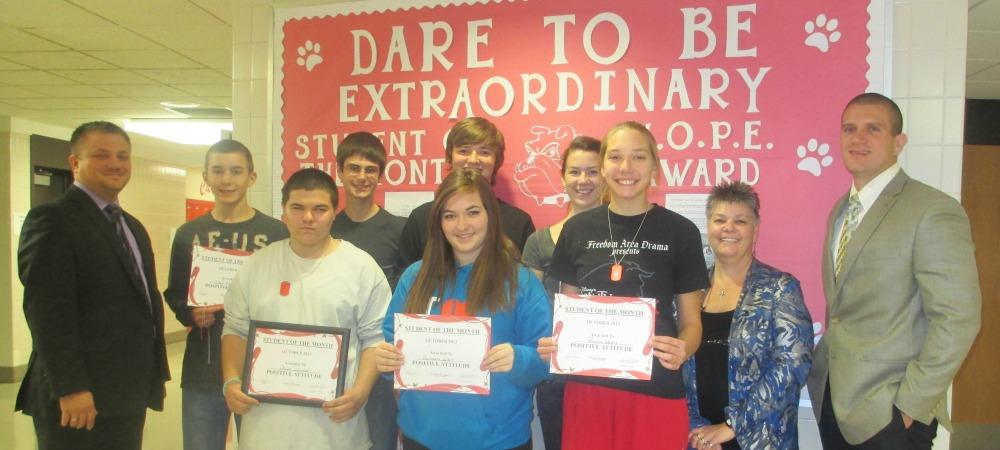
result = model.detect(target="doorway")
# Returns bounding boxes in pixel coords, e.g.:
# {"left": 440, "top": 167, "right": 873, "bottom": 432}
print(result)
{"left": 951, "top": 144, "right": 1000, "bottom": 449}
{"left": 31, "top": 166, "right": 72, "bottom": 207}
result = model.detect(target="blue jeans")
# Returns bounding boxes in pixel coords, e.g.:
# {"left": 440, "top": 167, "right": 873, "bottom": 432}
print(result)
{"left": 367, "top": 376, "right": 399, "bottom": 450}
{"left": 182, "top": 386, "right": 237, "bottom": 450}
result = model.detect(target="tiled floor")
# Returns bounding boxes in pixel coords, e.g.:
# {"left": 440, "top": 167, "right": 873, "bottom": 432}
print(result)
{"left": 951, "top": 423, "right": 1000, "bottom": 450}
{"left": 4, "top": 341, "right": 981, "bottom": 450}
{"left": 0, "top": 340, "right": 820, "bottom": 450}
{"left": 0, "top": 342, "right": 236, "bottom": 450}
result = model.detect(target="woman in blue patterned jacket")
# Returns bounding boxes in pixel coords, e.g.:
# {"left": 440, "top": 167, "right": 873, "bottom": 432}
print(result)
{"left": 683, "top": 181, "right": 813, "bottom": 450}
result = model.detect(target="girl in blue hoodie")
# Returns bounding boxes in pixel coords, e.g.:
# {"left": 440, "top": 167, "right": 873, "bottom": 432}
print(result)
{"left": 376, "top": 169, "right": 551, "bottom": 450}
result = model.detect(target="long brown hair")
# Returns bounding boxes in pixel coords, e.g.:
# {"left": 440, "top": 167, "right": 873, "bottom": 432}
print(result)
{"left": 404, "top": 170, "right": 519, "bottom": 314}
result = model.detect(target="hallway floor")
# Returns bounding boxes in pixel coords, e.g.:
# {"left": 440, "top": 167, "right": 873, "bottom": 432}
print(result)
{"left": 0, "top": 342, "right": 235, "bottom": 450}
{"left": 4, "top": 340, "right": 987, "bottom": 449}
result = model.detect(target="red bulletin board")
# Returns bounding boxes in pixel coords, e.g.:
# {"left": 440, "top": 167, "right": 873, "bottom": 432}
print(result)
{"left": 273, "top": 0, "right": 889, "bottom": 333}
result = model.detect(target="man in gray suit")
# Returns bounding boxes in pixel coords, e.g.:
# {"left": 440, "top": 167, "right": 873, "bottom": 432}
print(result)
{"left": 808, "top": 93, "right": 981, "bottom": 449}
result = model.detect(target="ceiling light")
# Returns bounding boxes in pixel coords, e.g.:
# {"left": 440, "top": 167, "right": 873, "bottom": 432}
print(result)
{"left": 160, "top": 101, "right": 201, "bottom": 108}
{"left": 124, "top": 119, "right": 233, "bottom": 145}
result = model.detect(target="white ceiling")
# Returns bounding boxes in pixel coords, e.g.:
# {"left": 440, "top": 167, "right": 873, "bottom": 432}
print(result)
{"left": 968, "top": 0, "right": 1000, "bottom": 98}
{"left": 0, "top": 0, "right": 998, "bottom": 143}
{"left": 0, "top": 0, "right": 232, "bottom": 131}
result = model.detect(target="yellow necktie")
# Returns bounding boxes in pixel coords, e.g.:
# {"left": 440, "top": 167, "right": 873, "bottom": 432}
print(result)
{"left": 835, "top": 193, "right": 862, "bottom": 279}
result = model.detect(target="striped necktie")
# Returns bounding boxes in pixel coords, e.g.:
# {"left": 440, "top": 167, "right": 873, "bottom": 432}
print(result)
{"left": 834, "top": 193, "right": 862, "bottom": 279}
{"left": 104, "top": 203, "right": 151, "bottom": 309}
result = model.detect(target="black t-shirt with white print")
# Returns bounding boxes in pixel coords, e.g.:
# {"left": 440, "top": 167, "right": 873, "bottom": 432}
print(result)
{"left": 163, "top": 210, "right": 288, "bottom": 387}
{"left": 549, "top": 204, "right": 708, "bottom": 398}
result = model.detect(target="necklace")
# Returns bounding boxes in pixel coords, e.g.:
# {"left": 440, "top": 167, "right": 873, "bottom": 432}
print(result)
{"left": 702, "top": 285, "right": 734, "bottom": 309}
{"left": 702, "top": 270, "right": 746, "bottom": 310}
{"left": 607, "top": 205, "right": 650, "bottom": 282}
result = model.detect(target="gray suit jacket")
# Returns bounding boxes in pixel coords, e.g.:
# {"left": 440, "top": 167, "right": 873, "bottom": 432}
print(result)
{"left": 807, "top": 170, "right": 981, "bottom": 444}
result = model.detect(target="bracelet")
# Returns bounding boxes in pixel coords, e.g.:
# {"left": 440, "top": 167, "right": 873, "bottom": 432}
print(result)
{"left": 222, "top": 377, "right": 242, "bottom": 396}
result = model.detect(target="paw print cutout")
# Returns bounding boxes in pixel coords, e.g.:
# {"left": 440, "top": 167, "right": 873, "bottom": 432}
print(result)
{"left": 796, "top": 138, "right": 834, "bottom": 176}
{"left": 804, "top": 14, "right": 841, "bottom": 53}
{"left": 296, "top": 40, "right": 323, "bottom": 72}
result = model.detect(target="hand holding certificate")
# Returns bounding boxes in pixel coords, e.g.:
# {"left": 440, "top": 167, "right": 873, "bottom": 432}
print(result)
{"left": 550, "top": 294, "right": 656, "bottom": 380}
{"left": 188, "top": 245, "right": 252, "bottom": 306}
{"left": 389, "top": 314, "right": 492, "bottom": 395}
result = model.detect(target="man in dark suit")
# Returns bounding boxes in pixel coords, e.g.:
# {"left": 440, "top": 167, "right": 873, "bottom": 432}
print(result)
{"left": 16, "top": 121, "right": 170, "bottom": 450}
{"left": 807, "top": 93, "right": 981, "bottom": 449}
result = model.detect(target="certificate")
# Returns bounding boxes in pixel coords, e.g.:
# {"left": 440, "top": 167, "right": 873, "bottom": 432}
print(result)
{"left": 187, "top": 245, "right": 252, "bottom": 306}
{"left": 393, "top": 314, "right": 491, "bottom": 395}
{"left": 550, "top": 294, "right": 656, "bottom": 380}
{"left": 242, "top": 321, "right": 350, "bottom": 407}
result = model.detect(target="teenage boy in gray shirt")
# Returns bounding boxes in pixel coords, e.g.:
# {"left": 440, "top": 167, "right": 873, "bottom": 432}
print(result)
{"left": 330, "top": 131, "right": 405, "bottom": 450}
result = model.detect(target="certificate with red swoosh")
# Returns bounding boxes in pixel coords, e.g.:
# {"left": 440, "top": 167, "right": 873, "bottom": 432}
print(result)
{"left": 393, "top": 314, "right": 491, "bottom": 395}
{"left": 242, "top": 321, "right": 350, "bottom": 407}
{"left": 187, "top": 245, "right": 252, "bottom": 306}
{"left": 550, "top": 294, "right": 655, "bottom": 380}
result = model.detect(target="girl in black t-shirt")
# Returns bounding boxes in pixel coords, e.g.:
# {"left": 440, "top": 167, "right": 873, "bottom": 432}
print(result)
{"left": 538, "top": 121, "right": 708, "bottom": 450}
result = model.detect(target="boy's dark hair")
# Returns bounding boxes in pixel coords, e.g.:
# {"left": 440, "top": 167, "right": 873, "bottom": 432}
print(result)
{"left": 205, "top": 139, "right": 254, "bottom": 172}
{"left": 281, "top": 168, "right": 338, "bottom": 206}
{"left": 336, "top": 132, "right": 387, "bottom": 174}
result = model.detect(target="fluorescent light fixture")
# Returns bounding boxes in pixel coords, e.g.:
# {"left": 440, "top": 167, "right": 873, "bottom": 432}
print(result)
{"left": 159, "top": 101, "right": 201, "bottom": 108}
{"left": 124, "top": 119, "right": 233, "bottom": 145}
{"left": 152, "top": 165, "right": 187, "bottom": 178}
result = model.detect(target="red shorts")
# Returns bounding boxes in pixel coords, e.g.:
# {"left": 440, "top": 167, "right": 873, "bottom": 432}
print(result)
{"left": 562, "top": 381, "right": 689, "bottom": 450}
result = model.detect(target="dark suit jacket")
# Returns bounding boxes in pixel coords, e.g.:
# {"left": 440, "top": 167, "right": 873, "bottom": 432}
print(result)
{"left": 807, "top": 170, "right": 981, "bottom": 444}
{"left": 16, "top": 185, "right": 169, "bottom": 418}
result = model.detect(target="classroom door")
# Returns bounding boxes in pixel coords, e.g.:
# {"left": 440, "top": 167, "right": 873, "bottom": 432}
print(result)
{"left": 953, "top": 144, "right": 1000, "bottom": 424}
